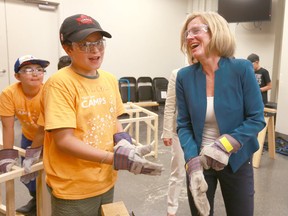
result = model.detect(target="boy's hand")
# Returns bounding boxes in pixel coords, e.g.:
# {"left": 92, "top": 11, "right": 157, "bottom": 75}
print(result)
{"left": 20, "top": 146, "right": 42, "bottom": 184}
{"left": 113, "top": 132, "right": 164, "bottom": 175}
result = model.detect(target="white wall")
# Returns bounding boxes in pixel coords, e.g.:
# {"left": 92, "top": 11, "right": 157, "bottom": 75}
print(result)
{"left": 58, "top": 0, "right": 187, "bottom": 80}
{"left": 275, "top": 0, "right": 288, "bottom": 135}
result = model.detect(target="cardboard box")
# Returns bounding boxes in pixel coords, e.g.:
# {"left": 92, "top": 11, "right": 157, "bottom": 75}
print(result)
{"left": 101, "top": 201, "right": 130, "bottom": 216}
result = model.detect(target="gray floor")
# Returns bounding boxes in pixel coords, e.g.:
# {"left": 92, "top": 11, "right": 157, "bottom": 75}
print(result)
{"left": 1, "top": 105, "right": 288, "bottom": 216}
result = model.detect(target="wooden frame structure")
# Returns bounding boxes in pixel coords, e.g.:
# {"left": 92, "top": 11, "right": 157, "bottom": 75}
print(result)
{"left": 119, "top": 102, "right": 159, "bottom": 158}
{"left": 0, "top": 146, "right": 46, "bottom": 216}
{"left": 253, "top": 107, "right": 277, "bottom": 168}
{"left": 0, "top": 102, "right": 159, "bottom": 215}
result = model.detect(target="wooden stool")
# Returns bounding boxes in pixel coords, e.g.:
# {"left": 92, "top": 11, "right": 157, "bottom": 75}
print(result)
{"left": 253, "top": 107, "right": 277, "bottom": 168}
{"left": 101, "top": 201, "right": 130, "bottom": 216}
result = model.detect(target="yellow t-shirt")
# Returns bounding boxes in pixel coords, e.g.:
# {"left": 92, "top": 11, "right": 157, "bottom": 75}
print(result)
{"left": 38, "top": 67, "right": 125, "bottom": 200}
{"left": 0, "top": 82, "right": 42, "bottom": 140}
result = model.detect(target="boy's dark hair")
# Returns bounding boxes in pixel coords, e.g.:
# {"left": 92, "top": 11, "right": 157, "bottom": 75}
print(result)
{"left": 58, "top": 55, "right": 71, "bottom": 69}
{"left": 247, "top": 53, "right": 259, "bottom": 63}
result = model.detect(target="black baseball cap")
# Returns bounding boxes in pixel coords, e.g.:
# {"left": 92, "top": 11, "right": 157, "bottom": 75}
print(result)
{"left": 59, "top": 14, "right": 112, "bottom": 45}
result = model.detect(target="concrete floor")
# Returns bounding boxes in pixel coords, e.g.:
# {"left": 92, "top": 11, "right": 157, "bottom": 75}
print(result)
{"left": 1, "top": 105, "right": 288, "bottom": 216}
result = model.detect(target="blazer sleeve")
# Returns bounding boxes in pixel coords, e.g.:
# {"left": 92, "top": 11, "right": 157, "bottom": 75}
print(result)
{"left": 229, "top": 61, "right": 266, "bottom": 145}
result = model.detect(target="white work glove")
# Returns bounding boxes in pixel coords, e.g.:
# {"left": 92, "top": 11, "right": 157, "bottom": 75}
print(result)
{"left": 20, "top": 146, "right": 42, "bottom": 184}
{"left": 0, "top": 149, "right": 19, "bottom": 173}
{"left": 200, "top": 134, "right": 241, "bottom": 171}
{"left": 113, "top": 132, "right": 164, "bottom": 175}
{"left": 186, "top": 156, "right": 210, "bottom": 216}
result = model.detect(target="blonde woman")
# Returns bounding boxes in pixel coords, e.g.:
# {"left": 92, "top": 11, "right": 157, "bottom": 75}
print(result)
{"left": 176, "top": 12, "right": 265, "bottom": 216}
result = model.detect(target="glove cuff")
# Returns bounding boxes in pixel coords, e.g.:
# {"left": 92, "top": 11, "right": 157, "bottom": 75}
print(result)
{"left": 113, "top": 132, "right": 132, "bottom": 144}
{"left": 25, "top": 146, "right": 43, "bottom": 158}
{"left": 186, "top": 156, "right": 202, "bottom": 174}
{"left": 113, "top": 139, "right": 134, "bottom": 151}
{"left": 0, "top": 149, "right": 19, "bottom": 173}
{"left": 216, "top": 134, "right": 241, "bottom": 153}
{"left": 0, "top": 149, "right": 19, "bottom": 159}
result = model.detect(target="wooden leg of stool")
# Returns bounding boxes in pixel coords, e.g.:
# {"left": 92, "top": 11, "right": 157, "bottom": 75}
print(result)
{"left": 267, "top": 116, "right": 276, "bottom": 159}
{"left": 5, "top": 180, "right": 15, "bottom": 216}
{"left": 36, "top": 170, "right": 52, "bottom": 216}
{"left": 36, "top": 170, "right": 43, "bottom": 216}
{"left": 253, "top": 117, "right": 269, "bottom": 168}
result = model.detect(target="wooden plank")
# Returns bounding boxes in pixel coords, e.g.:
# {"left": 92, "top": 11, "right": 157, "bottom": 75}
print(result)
{"left": 5, "top": 180, "right": 15, "bottom": 216}
{"left": 119, "top": 116, "right": 155, "bottom": 124}
{"left": 129, "top": 101, "right": 159, "bottom": 107}
{"left": 36, "top": 170, "right": 43, "bottom": 216}
{"left": 264, "top": 107, "right": 277, "bottom": 113}
{"left": 101, "top": 201, "right": 130, "bottom": 216}
{"left": 35, "top": 170, "right": 51, "bottom": 216}
{"left": 267, "top": 116, "right": 276, "bottom": 159}
{"left": 253, "top": 108, "right": 277, "bottom": 168}
{"left": 0, "top": 162, "right": 43, "bottom": 183}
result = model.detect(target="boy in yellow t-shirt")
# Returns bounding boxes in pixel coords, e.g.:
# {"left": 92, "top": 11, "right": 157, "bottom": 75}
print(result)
{"left": 38, "top": 14, "right": 163, "bottom": 216}
{"left": 0, "top": 55, "right": 49, "bottom": 215}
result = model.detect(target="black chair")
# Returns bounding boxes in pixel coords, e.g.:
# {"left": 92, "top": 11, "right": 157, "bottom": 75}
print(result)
{"left": 119, "top": 77, "right": 137, "bottom": 102}
{"left": 137, "top": 77, "right": 153, "bottom": 102}
{"left": 152, "top": 77, "right": 168, "bottom": 104}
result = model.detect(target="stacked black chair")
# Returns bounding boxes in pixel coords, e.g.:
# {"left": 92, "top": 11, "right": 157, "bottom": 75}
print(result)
{"left": 119, "top": 76, "right": 137, "bottom": 102}
{"left": 137, "top": 77, "right": 153, "bottom": 102}
{"left": 152, "top": 77, "right": 168, "bottom": 104}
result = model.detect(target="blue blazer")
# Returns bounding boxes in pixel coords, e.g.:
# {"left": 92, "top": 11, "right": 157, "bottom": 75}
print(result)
{"left": 176, "top": 57, "right": 266, "bottom": 172}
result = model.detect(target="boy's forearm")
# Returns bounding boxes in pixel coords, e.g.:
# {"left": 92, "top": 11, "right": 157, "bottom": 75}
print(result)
{"left": 30, "top": 126, "right": 44, "bottom": 148}
{"left": 1, "top": 116, "right": 15, "bottom": 149}
{"left": 2, "top": 127, "right": 15, "bottom": 149}
{"left": 116, "top": 120, "right": 123, "bottom": 133}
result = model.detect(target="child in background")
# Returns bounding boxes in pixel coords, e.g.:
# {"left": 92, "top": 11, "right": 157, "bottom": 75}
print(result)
{"left": 247, "top": 53, "right": 272, "bottom": 105}
{"left": 0, "top": 55, "right": 50, "bottom": 216}
{"left": 57, "top": 55, "right": 71, "bottom": 69}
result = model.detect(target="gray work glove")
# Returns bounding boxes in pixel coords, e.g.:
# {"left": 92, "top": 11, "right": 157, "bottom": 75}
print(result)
{"left": 20, "top": 146, "right": 42, "bottom": 184}
{"left": 186, "top": 156, "right": 210, "bottom": 216}
{"left": 200, "top": 134, "right": 241, "bottom": 171}
{"left": 0, "top": 149, "right": 19, "bottom": 173}
{"left": 113, "top": 132, "right": 164, "bottom": 176}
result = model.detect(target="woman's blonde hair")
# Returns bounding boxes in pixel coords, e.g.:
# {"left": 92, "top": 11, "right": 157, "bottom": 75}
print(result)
{"left": 180, "top": 11, "right": 236, "bottom": 58}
